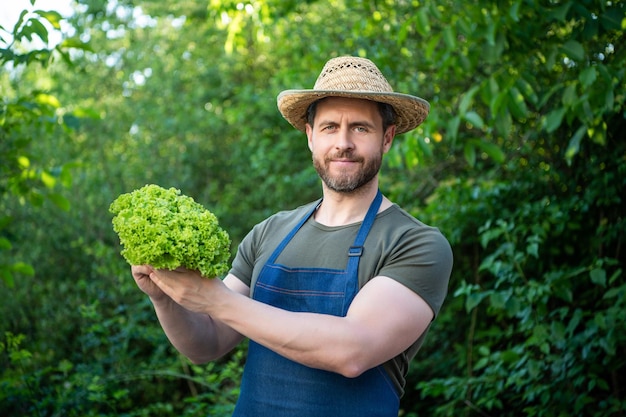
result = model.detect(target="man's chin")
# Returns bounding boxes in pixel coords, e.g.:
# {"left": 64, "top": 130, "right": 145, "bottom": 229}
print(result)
{"left": 322, "top": 177, "right": 366, "bottom": 193}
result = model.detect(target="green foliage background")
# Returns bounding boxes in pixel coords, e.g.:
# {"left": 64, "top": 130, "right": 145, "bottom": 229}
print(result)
{"left": 1, "top": 0, "right": 624, "bottom": 416}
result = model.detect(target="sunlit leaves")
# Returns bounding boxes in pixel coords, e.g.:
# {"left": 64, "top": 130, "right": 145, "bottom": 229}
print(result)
{"left": 0, "top": 8, "right": 65, "bottom": 66}
{"left": 0, "top": 4, "right": 84, "bottom": 292}
{"left": 407, "top": 0, "right": 624, "bottom": 168}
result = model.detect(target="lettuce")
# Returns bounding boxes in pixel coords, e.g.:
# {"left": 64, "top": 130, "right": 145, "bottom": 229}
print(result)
{"left": 109, "top": 184, "right": 231, "bottom": 278}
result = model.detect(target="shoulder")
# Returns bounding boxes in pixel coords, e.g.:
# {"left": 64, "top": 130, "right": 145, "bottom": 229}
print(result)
{"left": 268, "top": 200, "right": 319, "bottom": 223}
{"left": 376, "top": 205, "right": 451, "bottom": 249}
{"left": 371, "top": 205, "right": 453, "bottom": 315}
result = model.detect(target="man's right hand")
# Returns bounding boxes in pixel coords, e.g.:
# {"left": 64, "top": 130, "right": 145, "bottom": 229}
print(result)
{"left": 131, "top": 265, "right": 169, "bottom": 302}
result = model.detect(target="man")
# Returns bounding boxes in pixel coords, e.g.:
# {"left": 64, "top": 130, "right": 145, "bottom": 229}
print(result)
{"left": 131, "top": 56, "right": 453, "bottom": 416}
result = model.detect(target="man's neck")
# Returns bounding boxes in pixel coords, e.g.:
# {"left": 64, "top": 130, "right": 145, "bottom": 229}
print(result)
{"left": 314, "top": 184, "right": 391, "bottom": 227}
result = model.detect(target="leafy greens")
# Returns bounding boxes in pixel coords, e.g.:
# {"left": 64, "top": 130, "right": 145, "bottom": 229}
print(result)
{"left": 109, "top": 184, "right": 231, "bottom": 278}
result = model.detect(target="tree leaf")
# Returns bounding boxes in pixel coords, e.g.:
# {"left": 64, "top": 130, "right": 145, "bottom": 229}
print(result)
{"left": 561, "top": 40, "right": 585, "bottom": 61}
{"left": 447, "top": 115, "right": 461, "bottom": 144}
{"left": 474, "top": 140, "right": 506, "bottom": 164}
{"left": 459, "top": 85, "right": 480, "bottom": 115}
{"left": 516, "top": 77, "right": 538, "bottom": 105}
{"left": 59, "top": 37, "right": 95, "bottom": 52}
{"left": 544, "top": 107, "right": 567, "bottom": 133}
{"left": 600, "top": 7, "right": 624, "bottom": 30}
{"left": 34, "top": 10, "right": 63, "bottom": 29}
{"left": 60, "top": 165, "right": 74, "bottom": 188}
{"left": 604, "top": 87, "right": 615, "bottom": 112}
{"left": 12, "top": 262, "right": 35, "bottom": 276}
{"left": 549, "top": 2, "right": 572, "bottom": 22}
{"left": 464, "top": 111, "right": 485, "bottom": 129}
{"left": 489, "top": 291, "right": 508, "bottom": 310}
{"left": 415, "top": 9, "right": 430, "bottom": 36}
{"left": 418, "top": 136, "right": 433, "bottom": 158}
{"left": 565, "top": 125, "right": 586, "bottom": 164}
{"left": 41, "top": 170, "right": 56, "bottom": 188}
{"left": 48, "top": 193, "right": 71, "bottom": 211}
{"left": 12, "top": 10, "right": 28, "bottom": 37}
{"left": 0, "top": 237, "right": 13, "bottom": 250}
{"left": 466, "top": 291, "right": 488, "bottom": 312}
{"left": 494, "top": 110, "right": 512, "bottom": 138}
{"left": 579, "top": 67, "right": 597, "bottom": 88}
{"left": 35, "top": 93, "right": 61, "bottom": 108}
{"left": 508, "top": 87, "right": 529, "bottom": 120}
{"left": 589, "top": 268, "right": 606, "bottom": 287}
{"left": 509, "top": 0, "right": 521, "bottom": 22}
{"left": 489, "top": 91, "right": 507, "bottom": 117}
{"left": 464, "top": 142, "right": 476, "bottom": 167}
{"left": 28, "top": 18, "right": 50, "bottom": 44}
{"left": 443, "top": 26, "right": 456, "bottom": 49}
{"left": 0, "top": 269, "right": 15, "bottom": 288}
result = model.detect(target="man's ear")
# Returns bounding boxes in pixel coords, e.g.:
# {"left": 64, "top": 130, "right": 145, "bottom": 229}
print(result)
{"left": 383, "top": 125, "right": 396, "bottom": 154}
{"left": 306, "top": 123, "right": 314, "bottom": 152}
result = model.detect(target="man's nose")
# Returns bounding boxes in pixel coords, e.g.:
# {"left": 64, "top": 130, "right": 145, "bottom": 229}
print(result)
{"left": 334, "top": 128, "right": 355, "bottom": 150}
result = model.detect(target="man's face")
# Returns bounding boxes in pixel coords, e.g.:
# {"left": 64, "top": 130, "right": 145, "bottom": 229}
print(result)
{"left": 306, "top": 97, "right": 395, "bottom": 193}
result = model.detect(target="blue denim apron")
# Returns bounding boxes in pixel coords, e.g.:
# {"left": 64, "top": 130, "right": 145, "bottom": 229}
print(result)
{"left": 232, "top": 190, "right": 400, "bottom": 416}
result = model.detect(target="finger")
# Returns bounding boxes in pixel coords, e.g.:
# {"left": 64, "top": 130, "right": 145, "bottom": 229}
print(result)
{"left": 148, "top": 272, "right": 170, "bottom": 296}
{"left": 149, "top": 270, "right": 163, "bottom": 284}
{"left": 132, "top": 264, "right": 154, "bottom": 276}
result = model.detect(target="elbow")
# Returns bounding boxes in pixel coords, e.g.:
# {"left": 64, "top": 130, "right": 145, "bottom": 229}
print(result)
{"left": 187, "top": 355, "right": 211, "bottom": 365}
{"left": 188, "top": 356, "right": 209, "bottom": 365}
{"left": 327, "top": 338, "right": 379, "bottom": 378}
{"left": 340, "top": 366, "right": 366, "bottom": 379}
{"left": 186, "top": 351, "right": 222, "bottom": 365}
{"left": 334, "top": 356, "right": 371, "bottom": 379}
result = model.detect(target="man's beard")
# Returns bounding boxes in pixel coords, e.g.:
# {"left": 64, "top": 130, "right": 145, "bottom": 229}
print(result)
{"left": 313, "top": 150, "right": 382, "bottom": 193}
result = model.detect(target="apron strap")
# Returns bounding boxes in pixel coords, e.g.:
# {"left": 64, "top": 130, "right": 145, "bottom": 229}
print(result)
{"left": 350, "top": 190, "right": 382, "bottom": 251}
{"left": 345, "top": 190, "right": 382, "bottom": 278}
{"left": 266, "top": 199, "right": 321, "bottom": 264}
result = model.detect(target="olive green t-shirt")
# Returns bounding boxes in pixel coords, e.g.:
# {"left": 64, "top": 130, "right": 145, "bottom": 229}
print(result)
{"left": 230, "top": 200, "right": 453, "bottom": 396}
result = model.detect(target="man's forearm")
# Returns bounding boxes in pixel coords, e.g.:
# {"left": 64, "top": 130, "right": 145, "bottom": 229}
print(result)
{"left": 151, "top": 296, "right": 241, "bottom": 363}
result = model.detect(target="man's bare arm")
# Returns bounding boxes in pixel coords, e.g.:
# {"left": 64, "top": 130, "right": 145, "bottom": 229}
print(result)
{"left": 150, "top": 269, "right": 433, "bottom": 376}
{"left": 132, "top": 265, "right": 248, "bottom": 363}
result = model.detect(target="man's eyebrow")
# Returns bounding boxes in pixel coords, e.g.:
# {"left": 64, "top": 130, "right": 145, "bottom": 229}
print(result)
{"left": 316, "top": 119, "right": 338, "bottom": 126}
{"left": 349, "top": 120, "right": 377, "bottom": 129}
{"left": 316, "top": 119, "right": 377, "bottom": 129}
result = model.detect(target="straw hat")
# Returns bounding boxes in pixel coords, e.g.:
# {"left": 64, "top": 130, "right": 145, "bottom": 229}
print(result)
{"left": 277, "top": 56, "right": 429, "bottom": 134}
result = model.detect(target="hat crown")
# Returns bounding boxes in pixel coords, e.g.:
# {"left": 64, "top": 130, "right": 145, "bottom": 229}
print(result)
{"left": 313, "top": 57, "right": 394, "bottom": 93}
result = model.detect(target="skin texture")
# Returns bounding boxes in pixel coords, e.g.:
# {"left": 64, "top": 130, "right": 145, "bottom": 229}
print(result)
{"left": 131, "top": 97, "right": 434, "bottom": 377}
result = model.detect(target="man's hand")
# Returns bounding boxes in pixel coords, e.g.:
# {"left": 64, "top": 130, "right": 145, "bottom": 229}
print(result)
{"left": 147, "top": 268, "right": 228, "bottom": 314}
{"left": 131, "top": 265, "right": 169, "bottom": 301}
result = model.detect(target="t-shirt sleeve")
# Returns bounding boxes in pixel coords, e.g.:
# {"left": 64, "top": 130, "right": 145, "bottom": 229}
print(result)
{"left": 379, "top": 227, "right": 453, "bottom": 317}
{"left": 229, "top": 221, "right": 265, "bottom": 287}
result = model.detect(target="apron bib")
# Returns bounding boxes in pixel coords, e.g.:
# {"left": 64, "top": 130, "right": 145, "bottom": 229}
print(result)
{"left": 233, "top": 191, "right": 400, "bottom": 416}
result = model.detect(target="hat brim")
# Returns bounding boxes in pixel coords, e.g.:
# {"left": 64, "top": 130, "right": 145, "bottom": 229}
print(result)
{"left": 277, "top": 89, "right": 430, "bottom": 134}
